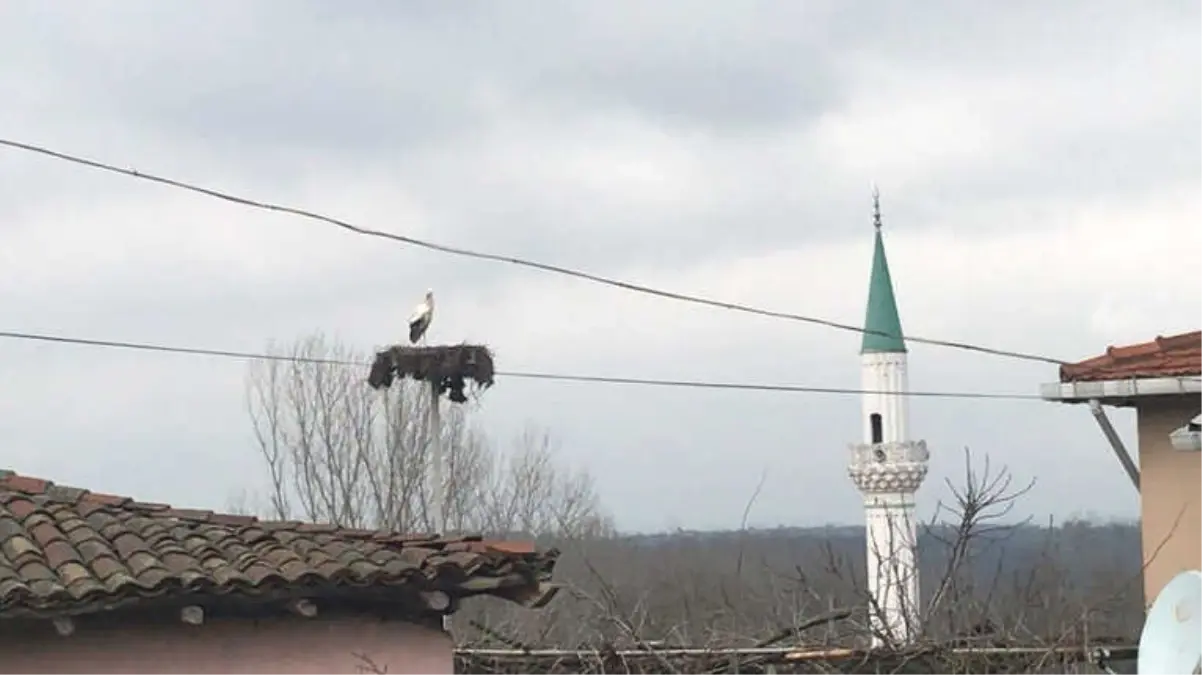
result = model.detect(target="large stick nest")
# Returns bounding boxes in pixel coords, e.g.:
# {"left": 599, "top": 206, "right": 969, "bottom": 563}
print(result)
{"left": 367, "top": 344, "right": 495, "bottom": 403}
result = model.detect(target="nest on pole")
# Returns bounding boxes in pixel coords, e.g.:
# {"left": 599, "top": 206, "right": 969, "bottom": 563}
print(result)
{"left": 367, "top": 344, "right": 495, "bottom": 403}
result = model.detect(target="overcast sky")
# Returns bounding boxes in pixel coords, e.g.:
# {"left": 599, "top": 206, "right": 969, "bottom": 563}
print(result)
{"left": 0, "top": 0, "right": 1198, "bottom": 533}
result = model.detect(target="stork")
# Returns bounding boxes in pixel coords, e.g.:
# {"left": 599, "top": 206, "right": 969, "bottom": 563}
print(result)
{"left": 408, "top": 289, "right": 434, "bottom": 345}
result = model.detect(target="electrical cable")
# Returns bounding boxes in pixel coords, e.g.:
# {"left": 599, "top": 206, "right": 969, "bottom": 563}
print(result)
{"left": 0, "top": 138, "right": 1068, "bottom": 366}
{"left": 0, "top": 329, "right": 1045, "bottom": 401}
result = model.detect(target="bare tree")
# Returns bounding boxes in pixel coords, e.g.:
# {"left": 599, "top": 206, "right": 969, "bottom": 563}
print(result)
{"left": 455, "top": 449, "right": 1143, "bottom": 673}
{"left": 244, "top": 333, "right": 613, "bottom": 538}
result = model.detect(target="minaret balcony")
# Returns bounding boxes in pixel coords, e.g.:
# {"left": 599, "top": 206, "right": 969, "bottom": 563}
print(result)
{"left": 850, "top": 440, "right": 929, "bottom": 466}
{"left": 847, "top": 440, "right": 930, "bottom": 493}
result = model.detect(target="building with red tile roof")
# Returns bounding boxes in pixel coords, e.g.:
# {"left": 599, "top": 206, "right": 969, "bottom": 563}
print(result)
{"left": 0, "top": 470, "right": 558, "bottom": 673}
{"left": 1058, "top": 330, "right": 1201, "bottom": 384}
{"left": 1040, "top": 330, "right": 1200, "bottom": 607}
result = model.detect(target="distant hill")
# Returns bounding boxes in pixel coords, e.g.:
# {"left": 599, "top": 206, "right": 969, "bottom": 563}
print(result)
{"left": 463, "top": 519, "right": 1145, "bottom": 650}
{"left": 619, "top": 520, "right": 1143, "bottom": 596}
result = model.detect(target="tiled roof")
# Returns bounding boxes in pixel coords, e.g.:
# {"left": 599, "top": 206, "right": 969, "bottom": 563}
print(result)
{"left": 0, "top": 470, "right": 558, "bottom": 619}
{"left": 1059, "top": 331, "right": 1202, "bottom": 383}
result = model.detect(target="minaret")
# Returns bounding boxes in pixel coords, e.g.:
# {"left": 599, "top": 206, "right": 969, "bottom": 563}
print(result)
{"left": 847, "top": 188, "right": 929, "bottom": 647}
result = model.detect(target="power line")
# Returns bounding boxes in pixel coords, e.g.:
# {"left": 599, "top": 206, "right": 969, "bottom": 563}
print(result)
{"left": 0, "top": 330, "right": 1043, "bottom": 401}
{"left": 0, "top": 138, "right": 1066, "bottom": 366}
{"left": 498, "top": 371, "right": 1041, "bottom": 399}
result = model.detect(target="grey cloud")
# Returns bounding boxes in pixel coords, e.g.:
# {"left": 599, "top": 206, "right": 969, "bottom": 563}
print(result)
{"left": 530, "top": 60, "right": 835, "bottom": 133}
{"left": 6, "top": 1, "right": 846, "bottom": 153}
{"left": 509, "top": 8, "right": 842, "bottom": 133}
{"left": 0, "top": 0, "right": 1196, "bottom": 532}
{"left": 931, "top": 121, "right": 1201, "bottom": 209}
{"left": 814, "top": 0, "right": 1196, "bottom": 73}
{"left": 6, "top": 0, "right": 1193, "bottom": 272}
{"left": 5, "top": 3, "right": 484, "bottom": 157}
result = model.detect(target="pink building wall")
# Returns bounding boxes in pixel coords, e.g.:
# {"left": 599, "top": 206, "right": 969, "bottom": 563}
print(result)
{"left": 0, "top": 614, "right": 453, "bottom": 674}
{"left": 1137, "top": 397, "right": 1202, "bottom": 605}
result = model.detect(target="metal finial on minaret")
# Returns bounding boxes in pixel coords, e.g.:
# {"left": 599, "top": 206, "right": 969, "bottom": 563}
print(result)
{"left": 872, "top": 184, "right": 882, "bottom": 230}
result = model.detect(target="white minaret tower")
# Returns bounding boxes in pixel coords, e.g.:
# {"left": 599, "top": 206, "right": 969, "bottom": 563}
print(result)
{"left": 847, "top": 188, "right": 929, "bottom": 647}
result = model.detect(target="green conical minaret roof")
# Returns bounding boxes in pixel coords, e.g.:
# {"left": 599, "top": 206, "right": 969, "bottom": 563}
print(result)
{"left": 861, "top": 189, "right": 907, "bottom": 354}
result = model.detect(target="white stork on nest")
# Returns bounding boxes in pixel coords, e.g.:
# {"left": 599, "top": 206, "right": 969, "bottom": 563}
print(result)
{"left": 408, "top": 289, "right": 435, "bottom": 345}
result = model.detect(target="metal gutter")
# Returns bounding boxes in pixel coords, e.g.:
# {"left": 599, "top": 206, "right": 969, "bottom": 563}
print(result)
{"left": 1040, "top": 376, "right": 1201, "bottom": 402}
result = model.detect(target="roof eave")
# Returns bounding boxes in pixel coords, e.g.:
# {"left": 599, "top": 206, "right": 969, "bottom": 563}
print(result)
{"left": 1039, "top": 376, "right": 1202, "bottom": 406}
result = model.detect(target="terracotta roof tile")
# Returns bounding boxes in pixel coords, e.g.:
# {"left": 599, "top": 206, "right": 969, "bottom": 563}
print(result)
{"left": 0, "top": 471, "right": 557, "bottom": 619}
{"left": 1059, "top": 331, "right": 1201, "bottom": 382}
